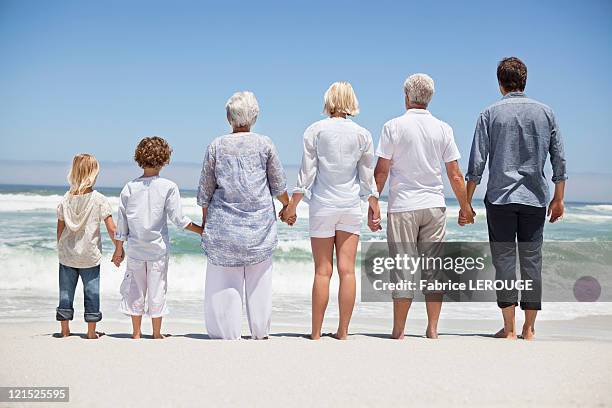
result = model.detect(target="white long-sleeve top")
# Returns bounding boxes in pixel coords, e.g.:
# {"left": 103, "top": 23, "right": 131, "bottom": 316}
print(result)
{"left": 115, "top": 176, "right": 192, "bottom": 261}
{"left": 294, "top": 117, "right": 378, "bottom": 215}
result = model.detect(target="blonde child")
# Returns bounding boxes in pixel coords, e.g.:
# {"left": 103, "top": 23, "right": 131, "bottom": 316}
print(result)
{"left": 56, "top": 154, "right": 120, "bottom": 339}
{"left": 113, "top": 136, "right": 202, "bottom": 339}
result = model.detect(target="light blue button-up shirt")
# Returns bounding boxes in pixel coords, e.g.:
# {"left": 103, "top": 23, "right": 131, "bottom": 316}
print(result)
{"left": 466, "top": 92, "right": 567, "bottom": 207}
{"left": 197, "top": 132, "right": 287, "bottom": 267}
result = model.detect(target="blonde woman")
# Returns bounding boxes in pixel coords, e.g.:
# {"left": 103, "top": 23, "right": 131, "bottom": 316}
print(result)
{"left": 283, "top": 81, "right": 380, "bottom": 340}
{"left": 56, "top": 154, "right": 121, "bottom": 339}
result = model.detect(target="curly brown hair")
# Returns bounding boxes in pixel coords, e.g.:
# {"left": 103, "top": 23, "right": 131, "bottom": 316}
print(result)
{"left": 134, "top": 136, "right": 172, "bottom": 169}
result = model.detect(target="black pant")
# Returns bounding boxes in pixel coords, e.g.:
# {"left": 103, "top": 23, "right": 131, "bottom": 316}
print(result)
{"left": 485, "top": 199, "right": 546, "bottom": 310}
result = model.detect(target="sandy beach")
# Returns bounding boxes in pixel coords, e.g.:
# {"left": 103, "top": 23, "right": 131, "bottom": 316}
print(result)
{"left": 1, "top": 315, "right": 611, "bottom": 408}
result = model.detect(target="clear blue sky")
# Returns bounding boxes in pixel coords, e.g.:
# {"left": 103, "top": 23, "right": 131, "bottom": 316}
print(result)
{"left": 1, "top": 0, "right": 611, "bottom": 172}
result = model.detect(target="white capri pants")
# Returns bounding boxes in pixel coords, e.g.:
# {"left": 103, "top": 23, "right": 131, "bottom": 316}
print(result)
{"left": 205, "top": 257, "right": 273, "bottom": 340}
{"left": 119, "top": 256, "right": 169, "bottom": 318}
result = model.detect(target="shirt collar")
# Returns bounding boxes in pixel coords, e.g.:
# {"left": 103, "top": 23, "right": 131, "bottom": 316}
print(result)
{"left": 405, "top": 108, "right": 430, "bottom": 115}
{"left": 502, "top": 91, "right": 526, "bottom": 99}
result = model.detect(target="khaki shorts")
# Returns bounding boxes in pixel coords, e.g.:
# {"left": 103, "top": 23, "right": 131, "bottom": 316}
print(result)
{"left": 387, "top": 207, "right": 446, "bottom": 299}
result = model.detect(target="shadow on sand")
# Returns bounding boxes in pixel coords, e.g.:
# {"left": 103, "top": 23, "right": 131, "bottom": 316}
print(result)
{"left": 49, "top": 332, "right": 106, "bottom": 339}
{"left": 45, "top": 331, "right": 496, "bottom": 340}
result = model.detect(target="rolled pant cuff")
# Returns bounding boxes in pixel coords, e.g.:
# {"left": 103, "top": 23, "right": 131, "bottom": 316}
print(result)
{"left": 392, "top": 291, "right": 415, "bottom": 300}
{"left": 497, "top": 301, "right": 519, "bottom": 309}
{"left": 56, "top": 308, "right": 74, "bottom": 321}
{"left": 422, "top": 290, "right": 445, "bottom": 297}
{"left": 84, "top": 312, "right": 102, "bottom": 322}
{"left": 520, "top": 301, "right": 541, "bottom": 311}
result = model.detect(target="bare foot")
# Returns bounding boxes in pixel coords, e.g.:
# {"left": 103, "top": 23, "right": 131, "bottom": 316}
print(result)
{"left": 86, "top": 331, "right": 105, "bottom": 339}
{"left": 521, "top": 325, "right": 535, "bottom": 341}
{"left": 132, "top": 332, "right": 142, "bottom": 339}
{"left": 332, "top": 332, "right": 348, "bottom": 340}
{"left": 152, "top": 333, "right": 166, "bottom": 339}
{"left": 493, "top": 328, "right": 517, "bottom": 339}
{"left": 309, "top": 333, "right": 321, "bottom": 340}
{"left": 60, "top": 321, "right": 71, "bottom": 337}
{"left": 391, "top": 331, "right": 405, "bottom": 340}
{"left": 426, "top": 328, "right": 438, "bottom": 339}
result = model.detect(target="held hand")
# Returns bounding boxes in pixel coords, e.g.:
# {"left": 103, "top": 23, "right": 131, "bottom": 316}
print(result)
{"left": 278, "top": 206, "right": 286, "bottom": 221}
{"left": 548, "top": 199, "right": 564, "bottom": 223}
{"left": 367, "top": 205, "right": 382, "bottom": 232}
{"left": 280, "top": 205, "right": 297, "bottom": 226}
{"left": 458, "top": 205, "right": 476, "bottom": 226}
{"left": 111, "top": 248, "right": 124, "bottom": 267}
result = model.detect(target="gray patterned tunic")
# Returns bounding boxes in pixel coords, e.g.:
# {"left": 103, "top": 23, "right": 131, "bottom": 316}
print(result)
{"left": 197, "top": 132, "right": 287, "bottom": 267}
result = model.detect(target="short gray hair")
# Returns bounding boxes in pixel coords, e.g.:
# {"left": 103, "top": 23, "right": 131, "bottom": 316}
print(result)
{"left": 225, "top": 91, "right": 259, "bottom": 128}
{"left": 403, "top": 73, "right": 435, "bottom": 106}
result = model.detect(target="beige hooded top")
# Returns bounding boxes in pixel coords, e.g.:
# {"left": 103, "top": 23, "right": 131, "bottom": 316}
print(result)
{"left": 57, "top": 191, "right": 112, "bottom": 268}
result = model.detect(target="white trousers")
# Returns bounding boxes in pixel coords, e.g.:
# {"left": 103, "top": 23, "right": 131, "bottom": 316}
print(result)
{"left": 205, "top": 257, "right": 273, "bottom": 340}
{"left": 119, "top": 256, "right": 169, "bottom": 318}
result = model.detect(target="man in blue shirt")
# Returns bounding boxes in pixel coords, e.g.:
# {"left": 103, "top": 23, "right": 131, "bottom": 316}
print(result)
{"left": 464, "top": 57, "right": 567, "bottom": 340}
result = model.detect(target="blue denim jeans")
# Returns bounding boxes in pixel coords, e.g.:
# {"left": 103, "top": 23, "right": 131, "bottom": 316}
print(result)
{"left": 56, "top": 264, "right": 102, "bottom": 322}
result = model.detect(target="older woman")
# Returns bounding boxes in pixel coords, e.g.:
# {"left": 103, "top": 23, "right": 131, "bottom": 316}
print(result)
{"left": 197, "top": 91, "right": 289, "bottom": 340}
{"left": 283, "top": 81, "right": 380, "bottom": 340}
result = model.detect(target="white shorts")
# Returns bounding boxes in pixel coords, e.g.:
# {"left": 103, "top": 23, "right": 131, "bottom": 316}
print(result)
{"left": 309, "top": 211, "right": 362, "bottom": 238}
{"left": 119, "top": 256, "right": 169, "bottom": 318}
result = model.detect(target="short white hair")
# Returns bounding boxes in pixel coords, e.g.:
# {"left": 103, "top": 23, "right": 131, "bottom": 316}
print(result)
{"left": 403, "top": 73, "right": 435, "bottom": 106}
{"left": 225, "top": 91, "right": 259, "bottom": 128}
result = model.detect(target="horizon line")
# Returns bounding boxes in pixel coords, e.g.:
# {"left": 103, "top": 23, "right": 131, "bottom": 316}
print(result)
{"left": 0, "top": 159, "right": 610, "bottom": 175}
{"left": 0, "top": 158, "right": 302, "bottom": 168}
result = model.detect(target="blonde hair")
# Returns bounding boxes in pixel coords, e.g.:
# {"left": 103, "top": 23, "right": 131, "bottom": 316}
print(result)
{"left": 68, "top": 154, "right": 100, "bottom": 195}
{"left": 323, "top": 81, "right": 360, "bottom": 116}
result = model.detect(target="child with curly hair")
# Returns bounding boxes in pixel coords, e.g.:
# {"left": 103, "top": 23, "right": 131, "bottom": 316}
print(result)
{"left": 113, "top": 136, "right": 203, "bottom": 339}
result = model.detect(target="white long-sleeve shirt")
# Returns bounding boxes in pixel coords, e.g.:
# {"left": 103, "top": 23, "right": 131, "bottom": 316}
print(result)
{"left": 115, "top": 176, "right": 192, "bottom": 261}
{"left": 294, "top": 117, "right": 378, "bottom": 215}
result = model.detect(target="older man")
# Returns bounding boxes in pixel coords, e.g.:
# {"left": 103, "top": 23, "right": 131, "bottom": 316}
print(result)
{"left": 464, "top": 57, "right": 567, "bottom": 340}
{"left": 372, "top": 74, "right": 473, "bottom": 339}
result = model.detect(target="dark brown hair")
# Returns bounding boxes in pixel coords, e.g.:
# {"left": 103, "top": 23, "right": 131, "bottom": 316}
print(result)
{"left": 497, "top": 57, "right": 527, "bottom": 92}
{"left": 134, "top": 136, "right": 172, "bottom": 169}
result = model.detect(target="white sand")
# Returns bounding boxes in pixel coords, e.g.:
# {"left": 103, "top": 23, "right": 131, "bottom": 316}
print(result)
{"left": 1, "top": 316, "right": 611, "bottom": 407}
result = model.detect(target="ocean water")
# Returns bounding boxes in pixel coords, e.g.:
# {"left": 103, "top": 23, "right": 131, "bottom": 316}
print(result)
{"left": 1, "top": 184, "right": 611, "bottom": 326}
